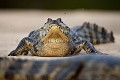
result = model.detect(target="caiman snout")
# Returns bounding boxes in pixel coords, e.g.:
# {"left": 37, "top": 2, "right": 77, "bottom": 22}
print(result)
{"left": 41, "top": 24, "right": 68, "bottom": 42}
{"left": 49, "top": 24, "right": 60, "bottom": 32}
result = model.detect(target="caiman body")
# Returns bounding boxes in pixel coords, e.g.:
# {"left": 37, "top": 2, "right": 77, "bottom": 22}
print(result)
{"left": 0, "top": 55, "right": 120, "bottom": 80}
{"left": 8, "top": 18, "right": 114, "bottom": 56}
{"left": 0, "top": 18, "right": 117, "bottom": 80}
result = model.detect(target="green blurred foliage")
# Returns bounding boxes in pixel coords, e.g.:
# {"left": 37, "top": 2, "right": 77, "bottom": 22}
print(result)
{"left": 0, "top": 0, "right": 120, "bottom": 10}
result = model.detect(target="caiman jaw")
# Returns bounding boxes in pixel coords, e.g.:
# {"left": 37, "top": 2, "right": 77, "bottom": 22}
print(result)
{"left": 41, "top": 24, "right": 68, "bottom": 42}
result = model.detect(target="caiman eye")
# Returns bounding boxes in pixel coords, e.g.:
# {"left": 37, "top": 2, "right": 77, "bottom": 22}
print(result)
{"left": 66, "top": 26, "right": 70, "bottom": 31}
{"left": 47, "top": 18, "right": 53, "bottom": 23}
{"left": 73, "top": 37, "right": 77, "bottom": 41}
{"left": 41, "top": 27, "right": 44, "bottom": 29}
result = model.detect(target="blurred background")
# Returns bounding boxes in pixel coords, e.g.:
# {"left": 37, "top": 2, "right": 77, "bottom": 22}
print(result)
{"left": 0, "top": 0, "right": 120, "bottom": 10}
{"left": 0, "top": 0, "right": 120, "bottom": 56}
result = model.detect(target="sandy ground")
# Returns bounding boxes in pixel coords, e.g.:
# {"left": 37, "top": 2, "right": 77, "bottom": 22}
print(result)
{"left": 0, "top": 9, "right": 120, "bottom": 56}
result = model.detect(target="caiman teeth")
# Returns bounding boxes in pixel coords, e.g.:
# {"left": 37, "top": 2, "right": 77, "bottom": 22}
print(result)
{"left": 46, "top": 39, "right": 64, "bottom": 43}
{"left": 41, "top": 24, "right": 68, "bottom": 42}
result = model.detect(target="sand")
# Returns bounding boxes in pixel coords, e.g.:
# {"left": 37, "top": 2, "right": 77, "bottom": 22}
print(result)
{"left": 0, "top": 9, "right": 120, "bottom": 56}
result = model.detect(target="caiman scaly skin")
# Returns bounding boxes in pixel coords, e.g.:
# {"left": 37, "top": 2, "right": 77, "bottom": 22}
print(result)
{"left": 0, "top": 18, "right": 117, "bottom": 80}
{"left": 8, "top": 18, "right": 114, "bottom": 56}
{"left": 0, "top": 55, "right": 120, "bottom": 80}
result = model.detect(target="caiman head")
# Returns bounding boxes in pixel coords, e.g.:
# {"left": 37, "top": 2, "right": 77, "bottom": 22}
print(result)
{"left": 37, "top": 18, "right": 73, "bottom": 57}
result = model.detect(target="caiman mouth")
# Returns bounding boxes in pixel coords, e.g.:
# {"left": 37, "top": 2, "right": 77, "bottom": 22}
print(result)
{"left": 41, "top": 24, "right": 68, "bottom": 43}
{"left": 37, "top": 19, "right": 70, "bottom": 57}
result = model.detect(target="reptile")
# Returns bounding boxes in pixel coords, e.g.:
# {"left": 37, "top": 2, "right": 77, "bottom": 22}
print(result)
{"left": 8, "top": 18, "right": 114, "bottom": 56}
{"left": 0, "top": 18, "right": 118, "bottom": 80}
{"left": 0, "top": 55, "right": 120, "bottom": 80}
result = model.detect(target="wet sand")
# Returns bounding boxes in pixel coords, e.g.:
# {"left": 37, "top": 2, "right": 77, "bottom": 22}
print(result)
{"left": 0, "top": 9, "right": 120, "bottom": 56}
